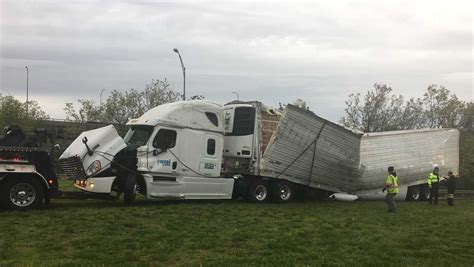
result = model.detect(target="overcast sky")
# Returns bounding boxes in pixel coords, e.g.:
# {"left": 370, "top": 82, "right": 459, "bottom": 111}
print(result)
{"left": 1, "top": 0, "right": 473, "bottom": 122}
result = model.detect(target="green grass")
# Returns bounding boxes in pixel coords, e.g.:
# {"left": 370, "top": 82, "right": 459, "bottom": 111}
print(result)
{"left": 1, "top": 182, "right": 473, "bottom": 266}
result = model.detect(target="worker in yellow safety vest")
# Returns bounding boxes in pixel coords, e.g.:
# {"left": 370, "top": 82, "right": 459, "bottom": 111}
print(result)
{"left": 382, "top": 166, "right": 399, "bottom": 213}
{"left": 428, "top": 167, "right": 440, "bottom": 205}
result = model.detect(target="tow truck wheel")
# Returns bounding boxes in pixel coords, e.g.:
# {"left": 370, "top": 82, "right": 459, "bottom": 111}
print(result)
{"left": 0, "top": 177, "right": 44, "bottom": 210}
{"left": 249, "top": 180, "right": 270, "bottom": 203}
{"left": 124, "top": 173, "right": 138, "bottom": 205}
{"left": 272, "top": 181, "right": 294, "bottom": 203}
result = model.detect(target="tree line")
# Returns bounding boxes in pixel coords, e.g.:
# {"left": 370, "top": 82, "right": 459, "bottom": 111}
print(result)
{"left": 63, "top": 79, "right": 204, "bottom": 133}
{"left": 340, "top": 83, "right": 471, "bottom": 132}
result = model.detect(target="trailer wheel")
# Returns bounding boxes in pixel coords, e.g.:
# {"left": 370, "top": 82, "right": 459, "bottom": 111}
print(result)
{"left": 272, "top": 181, "right": 294, "bottom": 203}
{"left": 419, "top": 185, "right": 430, "bottom": 201}
{"left": 249, "top": 180, "right": 270, "bottom": 203}
{"left": 123, "top": 173, "right": 138, "bottom": 205}
{"left": 406, "top": 186, "right": 421, "bottom": 201}
{"left": 0, "top": 177, "right": 44, "bottom": 210}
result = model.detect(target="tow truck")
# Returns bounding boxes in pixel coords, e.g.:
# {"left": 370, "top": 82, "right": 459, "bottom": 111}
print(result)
{"left": 0, "top": 126, "right": 60, "bottom": 210}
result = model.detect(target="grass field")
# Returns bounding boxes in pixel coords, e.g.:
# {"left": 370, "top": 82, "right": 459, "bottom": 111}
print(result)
{"left": 1, "top": 182, "right": 473, "bottom": 266}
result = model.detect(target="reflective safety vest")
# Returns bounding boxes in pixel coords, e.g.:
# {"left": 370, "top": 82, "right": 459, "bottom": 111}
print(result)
{"left": 428, "top": 173, "right": 439, "bottom": 186}
{"left": 386, "top": 174, "right": 399, "bottom": 194}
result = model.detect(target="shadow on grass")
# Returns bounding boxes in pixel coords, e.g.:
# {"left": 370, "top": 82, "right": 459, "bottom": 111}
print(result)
{"left": 36, "top": 197, "right": 245, "bottom": 211}
{"left": 0, "top": 195, "right": 331, "bottom": 212}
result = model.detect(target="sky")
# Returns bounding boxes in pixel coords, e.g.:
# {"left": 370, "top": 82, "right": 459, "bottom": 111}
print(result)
{"left": 1, "top": 0, "right": 473, "bottom": 122}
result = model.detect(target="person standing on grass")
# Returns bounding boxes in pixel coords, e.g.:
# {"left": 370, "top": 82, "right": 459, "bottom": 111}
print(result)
{"left": 382, "top": 166, "right": 398, "bottom": 213}
{"left": 443, "top": 171, "right": 457, "bottom": 206}
{"left": 428, "top": 167, "right": 440, "bottom": 205}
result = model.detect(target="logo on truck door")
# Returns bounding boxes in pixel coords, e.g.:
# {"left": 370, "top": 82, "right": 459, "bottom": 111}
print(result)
{"left": 158, "top": 159, "right": 171, "bottom": 166}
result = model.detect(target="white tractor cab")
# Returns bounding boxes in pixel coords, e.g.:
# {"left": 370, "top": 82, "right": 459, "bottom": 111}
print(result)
{"left": 60, "top": 101, "right": 235, "bottom": 203}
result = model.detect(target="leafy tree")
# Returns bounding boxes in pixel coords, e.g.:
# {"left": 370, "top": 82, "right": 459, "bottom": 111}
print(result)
{"left": 64, "top": 100, "right": 102, "bottom": 123}
{"left": 460, "top": 102, "right": 474, "bottom": 132}
{"left": 0, "top": 94, "right": 49, "bottom": 130}
{"left": 394, "top": 97, "right": 424, "bottom": 130}
{"left": 341, "top": 84, "right": 467, "bottom": 132}
{"left": 340, "top": 84, "right": 407, "bottom": 132}
{"left": 189, "top": 95, "right": 205, "bottom": 100}
{"left": 101, "top": 89, "right": 144, "bottom": 134}
{"left": 422, "top": 85, "right": 465, "bottom": 128}
{"left": 143, "top": 79, "right": 181, "bottom": 110}
{"left": 64, "top": 78, "right": 181, "bottom": 134}
{"left": 458, "top": 102, "right": 474, "bottom": 189}
{"left": 459, "top": 131, "right": 474, "bottom": 189}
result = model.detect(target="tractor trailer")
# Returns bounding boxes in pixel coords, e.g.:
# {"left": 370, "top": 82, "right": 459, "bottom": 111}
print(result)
{"left": 58, "top": 100, "right": 459, "bottom": 204}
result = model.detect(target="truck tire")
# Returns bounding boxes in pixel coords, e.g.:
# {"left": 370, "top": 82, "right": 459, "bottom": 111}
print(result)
{"left": 248, "top": 180, "right": 270, "bottom": 203}
{"left": 419, "top": 185, "right": 430, "bottom": 201}
{"left": 406, "top": 186, "right": 421, "bottom": 201}
{"left": 0, "top": 176, "right": 44, "bottom": 210}
{"left": 123, "top": 173, "right": 138, "bottom": 205}
{"left": 272, "top": 181, "right": 294, "bottom": 203}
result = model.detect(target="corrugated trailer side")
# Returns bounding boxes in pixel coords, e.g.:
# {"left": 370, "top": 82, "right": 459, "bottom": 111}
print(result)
{"left": 356, "top": 128, "right": 459, "bottom": 191}
{"left": 260, "top": 105, "right": 361, "bottom": 192}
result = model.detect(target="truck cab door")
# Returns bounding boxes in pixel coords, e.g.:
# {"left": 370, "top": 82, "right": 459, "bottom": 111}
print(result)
{"left": 180, "top": 132, "right": 231, "bottom": 199}
{"left": 146, "top": 127, "right": 183, "bottom": 198}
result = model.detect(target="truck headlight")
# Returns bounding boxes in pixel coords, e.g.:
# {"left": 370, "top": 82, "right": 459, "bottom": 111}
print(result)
{"left": 86, "top": 160, "right": 102, "bottom": 176}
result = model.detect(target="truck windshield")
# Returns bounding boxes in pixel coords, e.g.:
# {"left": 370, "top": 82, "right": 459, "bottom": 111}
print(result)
{"left": 124, "top": 125, "right": 154, "bottom": 148}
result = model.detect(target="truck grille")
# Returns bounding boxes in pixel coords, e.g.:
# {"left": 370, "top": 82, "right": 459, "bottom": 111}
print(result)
{"left": 60, "top": 156, "right": 87, "bottom": 180}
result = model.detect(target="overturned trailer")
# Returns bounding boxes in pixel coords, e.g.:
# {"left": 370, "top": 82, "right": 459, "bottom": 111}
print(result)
{"left": 61, "top": 100, "right": 459, "bottom": 203}
{"left": 252, "top": 104, "right": 459, "bottom": 200}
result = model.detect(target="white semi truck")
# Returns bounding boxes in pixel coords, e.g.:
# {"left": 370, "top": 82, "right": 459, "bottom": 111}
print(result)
{"left": 59, "top": 100, "right": 459, "bottom": 204}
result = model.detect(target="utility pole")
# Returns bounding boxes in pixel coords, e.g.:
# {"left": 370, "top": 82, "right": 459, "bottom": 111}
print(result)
{"left": 232, "top": 91, "right": 239, "bottom": 100}
{"left": 25, "top": 66, "right": 29, "bottom": 118}
{"left": 100, "top": 89, "right": 106, "bottom": 108}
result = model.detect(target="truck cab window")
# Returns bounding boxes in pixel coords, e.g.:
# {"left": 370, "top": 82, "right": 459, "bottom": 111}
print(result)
{"left": 153, "top": 129, "right": 177, "bottom": 151}
{"left": 124, "top": 125, "right": 154, "bottom": 149}
{"left": 207, "top": 139, "right": 216, "bottom": 155}
{"left": 231, "top": 107, "right": 255, "bottom": 136}
{"left": 205, "top": 112, "right": 219, "bottom": 127}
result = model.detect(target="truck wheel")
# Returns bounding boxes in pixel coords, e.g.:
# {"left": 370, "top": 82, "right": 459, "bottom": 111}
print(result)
{"left": 123, "top": 173, "right": 138, "bottom": 205}
{"left": 272, "top": 181, "right": 294, "bottom": 203}
{"left": 0, "top": 177, "right": 44, "bottom": 210}
{"left": 249, "top": 180, "right": 270, "bottom": 203}
{"left": 420, "top": 185, "right": 430, "bottom": 201}
{"left": 406, "top": 186, "right": 421, "bottom": 201}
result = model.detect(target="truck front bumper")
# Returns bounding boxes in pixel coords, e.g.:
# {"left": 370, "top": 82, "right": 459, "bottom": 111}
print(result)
{"left": 74, "top": 177, "right": 116, "bottom": 194}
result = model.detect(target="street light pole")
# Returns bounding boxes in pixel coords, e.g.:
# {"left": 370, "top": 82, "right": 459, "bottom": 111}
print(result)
{"left": 232, "top": 91, "right": 239, "bottom": 100}
{"left": 100, "top": 89, "right": 106, "bottom": 107}
{"left": 25, "top": 66, "right": 29, "bottom": 118}
{"left": 173, "top": 48, "right": 186, "bottom": 101}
